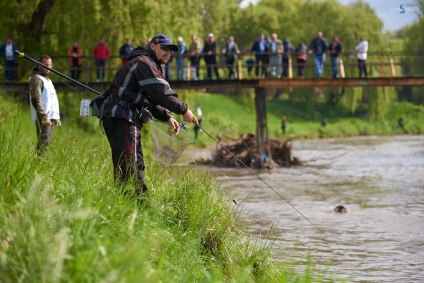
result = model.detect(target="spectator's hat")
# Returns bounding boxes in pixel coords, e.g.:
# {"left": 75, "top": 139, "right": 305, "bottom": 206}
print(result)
{"left": 208, "top": 33, "right": 214, "bottom": 37}
{"left": 150, "top": 34, "right": 179, "bottom": 52}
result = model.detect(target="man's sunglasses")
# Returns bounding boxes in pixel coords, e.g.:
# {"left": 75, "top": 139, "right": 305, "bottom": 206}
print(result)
{"left": 160, "top": 45, "right": 173, "bottom": 52}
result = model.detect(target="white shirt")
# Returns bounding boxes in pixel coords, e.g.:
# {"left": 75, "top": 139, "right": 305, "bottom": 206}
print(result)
{"left": 196, "top": 106, "right": 202, "bottom": 117}
{"left": 30, "top": 74, "right": 60, "bottom": 124}
{"left": 5, "top": 44, "right": 14, "bottom": 60}
{"left": 356, "top": 41, "right": 368, "bottom": 60}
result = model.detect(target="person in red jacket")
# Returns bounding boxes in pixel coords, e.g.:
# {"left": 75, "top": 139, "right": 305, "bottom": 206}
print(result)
{"left": 93, "top": 38, "right": 110, "bottom": 81}
{"left": 67, "top": 41, "right": 83, "bottom": 80}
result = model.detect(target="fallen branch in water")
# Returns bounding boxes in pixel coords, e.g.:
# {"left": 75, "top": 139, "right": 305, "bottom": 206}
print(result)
{"left": 302, "top": 152, "right": 348, "bottom": 163}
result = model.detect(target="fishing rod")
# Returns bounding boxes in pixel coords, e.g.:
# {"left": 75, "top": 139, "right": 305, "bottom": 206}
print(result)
{"left": 198, "top": 124, "right": 342, "bottom": 250}
{"left": 14, "top": 50, "right": 102, "bottom": 97}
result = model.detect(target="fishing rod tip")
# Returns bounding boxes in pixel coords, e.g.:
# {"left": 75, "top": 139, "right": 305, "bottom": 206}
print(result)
{"left": 14, "top": 50, "right": 24, "bottom": 57}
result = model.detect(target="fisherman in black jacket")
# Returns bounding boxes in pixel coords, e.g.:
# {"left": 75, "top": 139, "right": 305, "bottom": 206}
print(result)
{"left": 101, "top": 34, "right": 198, "bottom": 197}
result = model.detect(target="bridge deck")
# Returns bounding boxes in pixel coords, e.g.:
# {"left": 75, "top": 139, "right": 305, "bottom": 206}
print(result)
{"left": 1, "top": 77, "right": 424, "bottom": 94}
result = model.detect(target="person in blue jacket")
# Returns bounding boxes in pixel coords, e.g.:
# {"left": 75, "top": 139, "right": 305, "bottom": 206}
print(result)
{"left": 0, "top": 37, "right": 20, "bottom": 82}
{"left": 119, "top": 38, "right": 134, "bottom": 66}
{"left": 251, "top": 33, "right": 268, "bottom": 78}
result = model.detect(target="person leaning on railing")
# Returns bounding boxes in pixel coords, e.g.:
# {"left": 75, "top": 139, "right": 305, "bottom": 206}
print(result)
{"left": 251, "top": 33, "right": 269, "bottom": 78}
{"left": 295, "top": 42, "right": 308, "bottom": 78}
{"left": 188, "top": 35, "right": 201, "bottom": 80}
{"left": 328, "top": 36, "right": 342, "bottom": 78}
{"left": 67, "top": 41, "right": 83, "bottom": 80}
{"left": 355, "top": 37, "right": 368, "bottom": 78}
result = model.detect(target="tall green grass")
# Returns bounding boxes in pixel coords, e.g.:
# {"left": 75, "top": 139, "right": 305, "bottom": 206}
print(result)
{"left": 0, "top": 94, "right": 344, "bottom": 282}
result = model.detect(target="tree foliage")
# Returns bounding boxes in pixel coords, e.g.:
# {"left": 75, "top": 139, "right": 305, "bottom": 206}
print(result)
{"left": 228, "top": 0, "right": 386, "bottom": 53}
{"left": 365, "top": 87, "right": 396, "bottom": 119}
{"left": 399, "top": 0, "right": 424, "bottom": 103}
{"left": 0, "top": 0, "right": 239, "bottom": 58}
{"left": 340, "top": 87, "right": 363, "bottom": 114}
{"left": 0, "top": 0, "right": 387, "bottom": 57}
{"left": 0, "top": 0, "right": 420, "bottom": 116}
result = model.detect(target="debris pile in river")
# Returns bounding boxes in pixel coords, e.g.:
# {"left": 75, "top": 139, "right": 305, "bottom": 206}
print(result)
{"left": 195, "top": 133, "right": 304, "bottom": 168}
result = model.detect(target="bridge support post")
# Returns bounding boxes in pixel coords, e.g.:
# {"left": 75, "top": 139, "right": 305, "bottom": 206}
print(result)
{"left": 389, "top": 52, "right": 396, "bottom": 77}
{"left": 255, "top": 87, "right": 268, "bottom": 168}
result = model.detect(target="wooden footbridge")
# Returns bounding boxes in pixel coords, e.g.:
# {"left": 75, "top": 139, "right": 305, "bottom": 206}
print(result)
{"left": 2, "top": 51, "right": 423, "bottom": 168}
{"left": 2, "top": 76, "right": 424, "bottom": 94}
{"left": 1, "top": 50, "right": 424, "bottom": 93}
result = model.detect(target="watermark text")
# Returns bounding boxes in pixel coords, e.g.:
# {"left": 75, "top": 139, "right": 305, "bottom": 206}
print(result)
{"left": 391, "top": 4, "right": 421, "bottom": 14}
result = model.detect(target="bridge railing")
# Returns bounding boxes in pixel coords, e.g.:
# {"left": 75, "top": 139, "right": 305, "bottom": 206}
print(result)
{"left": 2, "top": 50, "right": 424, "bottom": 83}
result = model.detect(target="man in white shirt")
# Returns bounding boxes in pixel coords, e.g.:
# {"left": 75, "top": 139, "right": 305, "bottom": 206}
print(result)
{"left": 355, "top": 37, "right": 368, "bottom": 78}
{"left": 29, "top": 55, "right": 61, "bottom": 155}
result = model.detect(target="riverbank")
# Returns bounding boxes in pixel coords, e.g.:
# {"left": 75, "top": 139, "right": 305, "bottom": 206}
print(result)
{"left": 0, "top": 95, "right": 342, "bottom": 281}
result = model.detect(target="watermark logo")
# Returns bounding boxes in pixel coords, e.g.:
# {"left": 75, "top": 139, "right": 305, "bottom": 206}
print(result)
{"left": 391, "top": 4, "right": 421, "bottom": 14}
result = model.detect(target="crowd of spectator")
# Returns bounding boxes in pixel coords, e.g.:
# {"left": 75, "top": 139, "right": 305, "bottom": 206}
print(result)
{"left": 0, "top": 32, "right": 369, "bottom": 82}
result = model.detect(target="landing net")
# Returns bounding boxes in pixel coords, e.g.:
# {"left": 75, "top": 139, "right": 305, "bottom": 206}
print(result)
{"left": 151, "top": 119, "right": 196, "bottom": 165}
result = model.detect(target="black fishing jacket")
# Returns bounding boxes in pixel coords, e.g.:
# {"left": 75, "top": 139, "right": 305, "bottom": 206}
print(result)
{"left": 101, "top": 46, "right": 188, "bottom": 127}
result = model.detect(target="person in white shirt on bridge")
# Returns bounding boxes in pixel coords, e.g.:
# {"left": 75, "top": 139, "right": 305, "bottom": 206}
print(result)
{"left": 355, "top": 37, "right": 368, "bottom": 78}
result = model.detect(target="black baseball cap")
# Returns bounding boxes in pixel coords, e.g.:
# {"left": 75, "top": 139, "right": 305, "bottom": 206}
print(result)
{"left": 150, "top": 34, "right": 179, "bottom": 52}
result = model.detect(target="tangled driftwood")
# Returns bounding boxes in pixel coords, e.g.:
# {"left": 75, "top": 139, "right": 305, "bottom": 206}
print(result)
{"left": 195, "top": 133, "right": 304, "bottom": 169}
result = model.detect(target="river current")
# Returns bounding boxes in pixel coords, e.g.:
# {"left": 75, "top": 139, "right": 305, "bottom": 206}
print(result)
{"left": 188, "top": 135, "right": 424, "bottom": 282}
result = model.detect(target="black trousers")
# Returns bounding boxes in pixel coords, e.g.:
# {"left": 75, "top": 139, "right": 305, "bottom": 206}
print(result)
{"left": 71, "top": 63, "right": 81, "bottom": 80}
{"left": 297, "top": 58, "right": 306, "bottom": 77}
{"left": 204, "top": 56, "right": 220, "bottom": 79}
{"left": 190, "top": 56, "right": 200, "bottom": 78}
{"left": 282, "top": 56, "right": 289, "bottom": 77}
{"left": 225, "top": 57, "right": 236, "bottom": 79}
{"left": 357, "top": 59, "right": 367, "bottom": 78}
{"left": 255, "top": 56, "right": 268, "bottom": 77}
{"left": 102, "top": 117, "right": 147, "bottom": 194}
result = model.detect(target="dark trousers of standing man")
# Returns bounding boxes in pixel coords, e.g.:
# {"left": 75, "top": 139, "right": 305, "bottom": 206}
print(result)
{"left": 35, "top": 118, "right": 53, "bottom": 155}
{"left": 96, "top": 60, "right": 107, "bottom": 81}
{"left": 190, "top": 56, "right": 199, "bottom": 79}
{"left": 5, "top": 60, "right": 17, "bottom": 82}
{"left": 102, "top": 117, "right": 147, "bottom": 195}
{"left": 282, "top": 56, "right": 289, "bottom": 77}
{"left": 71, "top": 63, "right": 82, "bottom": 80}
{"left": 204, "top": 55, "right": 219, "bottom": 79}
{"left": 297, "top": 58, "right": 306, "bottom": 77}
{"left": 357, "top": 59, "right": 367, "bottom": 78}
{"left": 255, "top": 55, "right": 268, "bottom": 78}
{"left": 225, "top": 57, "right": 236, "bottom": 79}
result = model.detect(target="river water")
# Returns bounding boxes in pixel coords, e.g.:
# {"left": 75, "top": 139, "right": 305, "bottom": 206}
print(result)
{"left": 190, "top": 135, "right": 424, "bottom": 282}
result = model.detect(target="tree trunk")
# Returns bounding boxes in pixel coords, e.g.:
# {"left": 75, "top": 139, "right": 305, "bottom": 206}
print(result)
{"left": 18, "top": 0, "right": 55, "bottom": 55}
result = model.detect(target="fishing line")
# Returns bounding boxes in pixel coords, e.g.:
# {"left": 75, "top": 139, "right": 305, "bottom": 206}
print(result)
{"left": 198, "top": 124, "right": 342, "bottom": 250}
{"left": 48, "top": 71, "right": 90, "bottom": 99}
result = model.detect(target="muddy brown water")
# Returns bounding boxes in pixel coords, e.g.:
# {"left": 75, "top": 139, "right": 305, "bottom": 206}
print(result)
{"left": 182, "top": 135, "right": 424, "bottom": 282}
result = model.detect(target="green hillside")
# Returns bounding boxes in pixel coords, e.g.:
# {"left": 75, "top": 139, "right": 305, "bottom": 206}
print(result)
{"left": 188, "top": 90, "right": 424, "bottom": 147}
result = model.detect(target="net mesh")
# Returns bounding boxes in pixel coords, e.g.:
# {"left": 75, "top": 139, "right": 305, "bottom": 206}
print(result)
{"left": 151, "top": 119, "right": 196, "bottom": 165}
